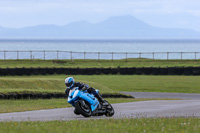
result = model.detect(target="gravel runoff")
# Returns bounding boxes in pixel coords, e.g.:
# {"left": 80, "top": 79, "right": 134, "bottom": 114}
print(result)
{"left": 0, "top": 99, "right": 200, "bottom": 122}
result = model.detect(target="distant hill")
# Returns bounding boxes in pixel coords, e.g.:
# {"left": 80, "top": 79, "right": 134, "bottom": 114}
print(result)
{"left": 0, "top": 15, "right": 200, "bottom": 39}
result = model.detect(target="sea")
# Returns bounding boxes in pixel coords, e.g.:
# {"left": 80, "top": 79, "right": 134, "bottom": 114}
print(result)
{"left": 0, "top": 39, "right": 200, "bottom": 60}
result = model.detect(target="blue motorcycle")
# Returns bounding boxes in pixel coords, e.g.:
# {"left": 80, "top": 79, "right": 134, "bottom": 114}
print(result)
{"left": 68, "top": 87, "right": 114, "bottom": 117}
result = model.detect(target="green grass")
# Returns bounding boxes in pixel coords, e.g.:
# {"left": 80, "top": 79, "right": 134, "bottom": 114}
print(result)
{"left": 0, "top": 118, "right": 199, "bottom": 133}
{"left": 1, "top": 59, "right": 200, "bottom": 68}
{"left": 73, "top": 75, "right": 200, "bottom": 93}
{"left": 0, "top": 75, "right": 115, "bottom": 94}
{"left": 0, "top": 98, "right": 161, "bottom": 113}
{"left": 0, "top": 99, "right": 68, "bottom": 113}
{"left": 1, "top": 75, "right": 200, "bottom": 94}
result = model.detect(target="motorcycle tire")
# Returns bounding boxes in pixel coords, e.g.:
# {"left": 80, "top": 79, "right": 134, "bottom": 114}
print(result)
{"left": 74, "top": 109, "right": 80, "bottom": 115}
{"left": 75, "top": 100, "right": 92, "bottom": 117}
{"left": 104, "top": 100, "right": 115, "bottom": 117}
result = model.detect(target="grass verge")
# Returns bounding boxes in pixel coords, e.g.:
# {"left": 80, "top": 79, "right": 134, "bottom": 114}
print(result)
{"left": 1, "top": 59, "right": 200, "bottom": 68}
{"left": 1, "top": 75, "right": 200, "bottom": 94}
{"left": 0, "top": 118, "right": 199, "bottom": 133}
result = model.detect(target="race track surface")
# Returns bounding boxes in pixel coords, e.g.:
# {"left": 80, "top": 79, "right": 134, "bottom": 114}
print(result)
{"left": 0, "top": 99, "right": 200, "bottom": 121}
{"left": 121, "top": 92, "right": 200, "bottom": 100}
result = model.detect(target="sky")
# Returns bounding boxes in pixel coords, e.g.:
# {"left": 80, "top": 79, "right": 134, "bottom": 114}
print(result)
{"left": 0, "top": 0, "right": 200, "bottom": 32}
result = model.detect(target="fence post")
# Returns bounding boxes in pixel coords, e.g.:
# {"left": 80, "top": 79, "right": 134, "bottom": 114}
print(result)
{"left": 43, "top": 50, "right": 46, "bottom": 60}
{"left": 30, "top": 51, "right": 32, "bottom": 60}
{"left": 84, "top": 52, "right": 86, "bottom": 60}
{"left": 152, "top": 52, "right": 154, "bottom": 60}
{"left": 4, "top": 51, "right": 6, "bottom": 60}
{"left": 181, "top": 52, "right": 182, "bottom": 60}
{"left": 112, "top": 52, "right": 114, "bottom": 61}
{"left": 167, "top": 52, "right": 169, "bottom": 60}
{"left": 139, "top": 52, "right": 141, "bottom": 58}
{"left": 98, "top": 52, "right": 100, "bottom": 60}
{"left": 70, "top": 51, "right": 72, "bottom": 61}
{"left": 57, "top": 50, "right": 59, "bottom": 60}
{"left": 17, "top": 51, "right": 19, "bottom": 60}
{"left": 126, "top": 52, "right": 128, "bottom": 62}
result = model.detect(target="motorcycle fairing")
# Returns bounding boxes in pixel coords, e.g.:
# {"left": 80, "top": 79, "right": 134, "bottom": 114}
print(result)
{"left": 67, "top": 87, "right": 99, "bottom": 112}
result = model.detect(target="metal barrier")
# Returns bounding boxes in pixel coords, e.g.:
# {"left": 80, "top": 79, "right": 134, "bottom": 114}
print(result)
{"left": 0, "top": 50, "right": 200, "bottom": 60}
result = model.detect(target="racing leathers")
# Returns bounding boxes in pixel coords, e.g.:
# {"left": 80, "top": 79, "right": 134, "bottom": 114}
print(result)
{"left": 65, "top": 82, "right": 105, "bottom": 103}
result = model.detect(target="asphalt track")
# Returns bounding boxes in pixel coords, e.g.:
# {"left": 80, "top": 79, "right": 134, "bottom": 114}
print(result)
{"left": 0, "top": 92, "right": 200, "bottom": 121}
{"left": 121, "top": 92, "right": 200, "bottom": 100}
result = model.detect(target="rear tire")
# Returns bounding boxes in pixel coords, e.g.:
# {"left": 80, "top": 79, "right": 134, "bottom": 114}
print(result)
{"left": 75, "top": 100, "right": 92, "bottom": 117}
{"left": 104, "top": 100, "right": 114, "bottom": 117}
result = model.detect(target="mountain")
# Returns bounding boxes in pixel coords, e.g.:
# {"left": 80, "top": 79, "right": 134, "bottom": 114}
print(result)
{"left": 0, "top": 15, "right": 200, "bottom": 39}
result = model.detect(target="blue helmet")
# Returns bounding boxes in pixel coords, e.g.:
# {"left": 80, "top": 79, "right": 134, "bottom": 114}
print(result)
{"left": 65, "top": 77, "right": 75, "bottom": 89}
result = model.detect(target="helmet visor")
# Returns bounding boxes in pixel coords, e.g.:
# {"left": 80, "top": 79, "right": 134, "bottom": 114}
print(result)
{"left": 65, "top": 82, "right": 73, "bottom": 87}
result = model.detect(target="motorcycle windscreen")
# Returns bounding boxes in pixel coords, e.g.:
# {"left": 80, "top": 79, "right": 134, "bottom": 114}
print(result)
{"left": 68, "top": 87, "right": 77, "bottom": 104}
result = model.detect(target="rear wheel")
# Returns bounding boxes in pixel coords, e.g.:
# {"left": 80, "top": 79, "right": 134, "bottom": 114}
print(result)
{"left": 75, "top": 100, "right": 92, "bottom": 117}
{"left": 104, "top": 100, "right": 114, "bottom": 117}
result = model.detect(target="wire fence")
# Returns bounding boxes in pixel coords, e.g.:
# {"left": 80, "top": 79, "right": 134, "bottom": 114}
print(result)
{"left": 0, "top": 50, "right": 200, "bottom": 60}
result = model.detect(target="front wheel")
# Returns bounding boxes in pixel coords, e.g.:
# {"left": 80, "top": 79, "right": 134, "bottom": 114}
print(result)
{"left": 75, "top": 100, "right": 92, "bottom": 117}
{"left": 104, "top": 100, "right": 115, "bottom": 117}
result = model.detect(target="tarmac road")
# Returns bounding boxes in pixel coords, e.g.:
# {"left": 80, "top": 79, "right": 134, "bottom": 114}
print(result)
{"left": 0, "top": 99, "right": 200, "bottom": 121}
{"left": 120, "top": 92, "right": 200, "bottom": 100}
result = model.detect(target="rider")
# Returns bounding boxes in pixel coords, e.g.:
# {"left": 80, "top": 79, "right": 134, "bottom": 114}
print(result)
{"left": 65, "top": 77, "right": 105, "bottom": 103}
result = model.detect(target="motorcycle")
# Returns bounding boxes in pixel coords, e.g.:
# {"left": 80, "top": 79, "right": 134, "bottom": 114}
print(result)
{"left": 68, "top": 87, "right": 114, "bottom": 117}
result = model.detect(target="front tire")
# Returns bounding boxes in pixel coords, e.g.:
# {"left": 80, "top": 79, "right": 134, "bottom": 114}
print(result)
{"left": 74, "top": 109, "right": 80, "bottom": 115}
{"left": 75, "top": 100, "right": 92, "bottom": 117}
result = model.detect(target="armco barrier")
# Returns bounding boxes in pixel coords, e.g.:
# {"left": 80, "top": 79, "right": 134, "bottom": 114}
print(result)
{"left": 1, "top": 67, "right": 200, "bottom": 75}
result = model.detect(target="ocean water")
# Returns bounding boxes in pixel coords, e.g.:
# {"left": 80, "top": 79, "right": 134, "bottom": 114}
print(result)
{"left": 0, "top": 39, "right": 200, "bottom": 60}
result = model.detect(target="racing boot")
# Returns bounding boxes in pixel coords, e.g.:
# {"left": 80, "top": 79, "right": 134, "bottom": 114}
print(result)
{"left": 88, "top": 87, "right": 108, "bottom": 105}
{"left": 95, "top": 93, "right": 108, "bottom": 106}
